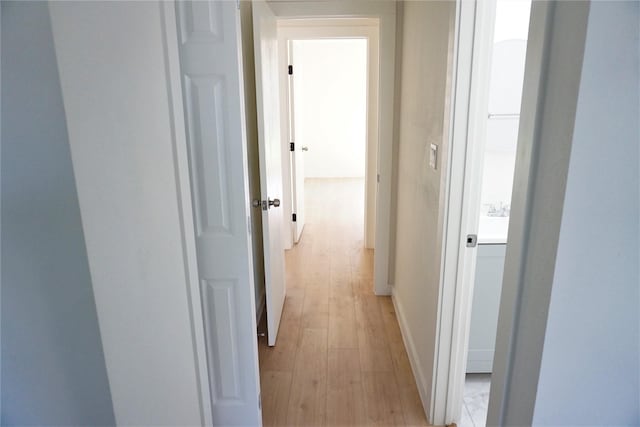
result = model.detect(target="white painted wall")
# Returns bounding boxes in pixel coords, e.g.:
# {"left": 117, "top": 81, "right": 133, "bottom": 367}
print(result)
{"left": 48, "top": 2, "right": 206, "bottom": 424}
{"left": 292, "top": 39, "right": 367, "bottom": 178}
{"left": 479, "top": 0, "right": 531, "bottom": 227}
{"left": 533, "top": 1, "right": 639, "bottom": 424}
{"left": 480, "top": 40, "right": 527, "bottom": 218}
{"left": 493, "top": 0, "right": 531, "bottom": 43}
{"left": 391, "top": 0, "right": 456, "bottom": 419}
{"left": 1, "top": 3, "right": 114, "bottom": 423}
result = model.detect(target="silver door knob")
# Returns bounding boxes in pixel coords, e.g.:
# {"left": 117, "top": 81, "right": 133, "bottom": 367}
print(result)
{"left": 301, "top": 146, "right": 309, "bottom": 152}
{"left": 268, "top": 198, "right": 281, "bottom": 208}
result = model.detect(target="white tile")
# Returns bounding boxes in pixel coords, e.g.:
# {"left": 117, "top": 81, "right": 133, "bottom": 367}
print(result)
{"left": 459, "top": 403, "right": 475, "bottom": 427}
{"left": 463, "top": 374, "right": 491, "bottom": 427}
{"left": 465, "top": 392, "right": 489, "bottom": 427}
{"left": 464, "top": 374, "right": 490, "bottom": 396}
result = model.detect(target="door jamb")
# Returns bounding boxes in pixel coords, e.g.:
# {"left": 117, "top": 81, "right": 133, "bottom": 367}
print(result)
{"left": 430, "top": 0, "right": 497, "bottom": 424}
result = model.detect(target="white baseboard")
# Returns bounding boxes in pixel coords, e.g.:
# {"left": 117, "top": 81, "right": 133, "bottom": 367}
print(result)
{"left": 392, "top": 293, "right": 431, "bottom": 421}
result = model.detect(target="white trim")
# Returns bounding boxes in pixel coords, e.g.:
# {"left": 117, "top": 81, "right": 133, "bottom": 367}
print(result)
{"left": 431, "top": 0, "right": 497, "bottom": 425}
{"left": 270, "top": 1, "right": 396, "bottom": 296}
{"left": 392, "top": 295, "right": 430, "bottom": 420}
{"left": 160, "top": 2, "right": 213, "bottom": 424}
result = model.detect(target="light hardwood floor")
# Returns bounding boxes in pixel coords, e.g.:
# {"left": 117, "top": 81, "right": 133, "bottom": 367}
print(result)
{"left": 259, "top": 178, "right": 430, "bottom": 427}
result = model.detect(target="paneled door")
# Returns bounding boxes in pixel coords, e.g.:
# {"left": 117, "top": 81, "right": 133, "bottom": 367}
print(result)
{"left": 253, "top": 0, "right": 287, "bottom": 346}
{"left": 175, "top": 1, "right": 262, "bottom": 425}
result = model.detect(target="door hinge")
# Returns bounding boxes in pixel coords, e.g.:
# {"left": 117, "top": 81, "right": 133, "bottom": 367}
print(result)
{"left": 236, "top": 0, "right": 240, "bottom": 10}
{"left": 288, "top": 64, "right": 293, "bottom": 75}
{"left": 292, "top": 213, "right": 297, "bottom": 222}
{"left": 290, "top": 142, "right": 295, "bottom": 152}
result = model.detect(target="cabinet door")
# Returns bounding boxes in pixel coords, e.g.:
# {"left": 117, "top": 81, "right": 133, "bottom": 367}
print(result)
{"left": 467, "top": 244, "right": 506, "bottom": 373}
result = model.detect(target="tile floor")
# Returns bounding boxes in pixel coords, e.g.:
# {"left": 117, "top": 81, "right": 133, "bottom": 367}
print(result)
{"left": 460, "top": 373, "right": 491, "bottom": 427}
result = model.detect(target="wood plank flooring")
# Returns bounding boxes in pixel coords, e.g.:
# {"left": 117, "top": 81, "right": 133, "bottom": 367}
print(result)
{"left": 259, "top": 178, "right": 429, "bottom": 427}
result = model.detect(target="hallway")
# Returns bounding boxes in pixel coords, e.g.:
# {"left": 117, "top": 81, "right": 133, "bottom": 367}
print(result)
{"left": 258, "top": 178, "right": 429, "bottom": 426}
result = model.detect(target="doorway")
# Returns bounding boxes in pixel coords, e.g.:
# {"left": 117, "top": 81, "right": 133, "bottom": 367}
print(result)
{"left": 275, "top": 18, "right": 394, "bottom": 296}
{"left": 460, "top": 2, "right": 531, "bottom": 426}
{"left": 418, "top": 0, "right": 532, "bottom": 425}
{"left": 287, "top": 38, "right": 369, "bottom": 250}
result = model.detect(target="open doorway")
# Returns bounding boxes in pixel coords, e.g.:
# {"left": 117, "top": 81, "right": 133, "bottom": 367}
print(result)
{"left": 277, "top": 20, "right": 381, "bottom": 260}
{"left": 459, "top": 1, "right": 532, "bottom": 426}
{"left": 288, "top": 38, "right": 369, "bottom": 250}
{"left": 284, "top": 35, "right": 372, "bottom": 302}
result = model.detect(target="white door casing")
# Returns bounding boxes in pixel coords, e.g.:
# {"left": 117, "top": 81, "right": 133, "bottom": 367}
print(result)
{"left": 174, "top": 1, "right": 262, "bottom": 425}
{"left": 287, "top": 41, "right": 306, "bottom": 243}
{"left": 432, "top": 0, "right": 497, "bottom": 424}
{"left": 253, "top": 0, "right": 287, "bottom": 347}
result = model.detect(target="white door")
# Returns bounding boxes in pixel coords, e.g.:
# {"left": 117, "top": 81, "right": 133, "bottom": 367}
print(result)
{"left": 253, "top": 0, "right": 287, "bottom": 347}
{"left": 175, "top": 1, "right": 262, "bottom": 425}
{"left": 288, "top": 43, "right": 306, "bottom": 243}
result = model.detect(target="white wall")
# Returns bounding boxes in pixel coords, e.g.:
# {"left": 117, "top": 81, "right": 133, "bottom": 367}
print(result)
{"left": 48, "top": 2, "right": 205, "bottom": 424}
{"left": 533, "top": 1, "right": 639, "bottom": 424}
{"left": 392, "top": 0, "right": 456, "bottom": 419}
{"left": 1, "top": 3, "right": 114, "bottom": 424}
{"left": 480, "top": 0, "right": 531, "bottom": 217}
{"left": 292, "top": 39, "right": 367, "bottom": 178}
{"left": 480, "top": 40, "right": 527, "bottom": 216}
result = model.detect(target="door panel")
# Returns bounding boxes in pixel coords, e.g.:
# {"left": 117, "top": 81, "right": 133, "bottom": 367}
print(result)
{"left": 175, "top": 1, "right": 262, "bottom": 425}
{"left": 253, "top": 0, "right": 286, "bottom": 347}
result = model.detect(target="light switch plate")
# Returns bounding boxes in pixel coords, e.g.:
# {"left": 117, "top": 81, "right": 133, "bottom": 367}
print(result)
{"left": 429, "top": 144, "right": 438, "bottom": 170}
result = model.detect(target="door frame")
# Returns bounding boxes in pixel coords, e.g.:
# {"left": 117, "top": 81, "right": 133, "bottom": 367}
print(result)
{"left": 432, "top": 0, "right": 556, "bottom": 425}
{"left": 430, "top": 0, "right": 497, "bottom": 424}
{"left": 277, "top": 20, "right": 379, "bottom": 252}
{"left": 269, "top": 1, "right": 396, "bottom": 296}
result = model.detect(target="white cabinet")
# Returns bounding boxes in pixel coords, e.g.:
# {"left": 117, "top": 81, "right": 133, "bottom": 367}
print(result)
{"left": 467, "top": 244, "right": 506, "bottom": 373}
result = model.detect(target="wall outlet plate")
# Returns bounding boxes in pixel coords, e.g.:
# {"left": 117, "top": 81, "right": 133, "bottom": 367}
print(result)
{"left": 430, "top": 143, "right": 438, "bottom": 170}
